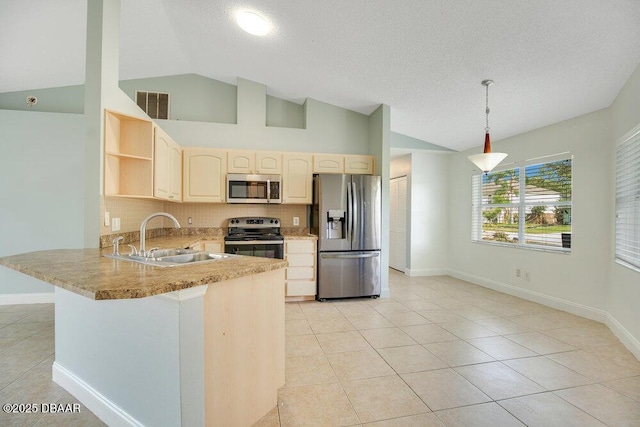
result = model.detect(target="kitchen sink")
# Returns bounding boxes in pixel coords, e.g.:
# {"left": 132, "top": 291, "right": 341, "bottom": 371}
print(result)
{"left": 104, "top": 249, "right": 239, "bottom": 267}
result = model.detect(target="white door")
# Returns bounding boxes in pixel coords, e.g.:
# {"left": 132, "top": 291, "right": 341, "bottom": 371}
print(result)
{"left": 389, "top": 176, "right": 407, "bottom": 272}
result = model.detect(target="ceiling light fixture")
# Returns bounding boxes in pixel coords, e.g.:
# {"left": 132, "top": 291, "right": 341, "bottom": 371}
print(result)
{"left": 236, "top": 10, "right": 270, "bottom": 36}
{"left": 468, "top": 79, "right": 507, "bottom": 174}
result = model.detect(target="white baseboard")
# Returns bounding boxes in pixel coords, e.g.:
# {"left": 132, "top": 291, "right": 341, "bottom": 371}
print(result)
{"left": 605, "top": 313, "right": 640, "bottom": 360}
{"left": 447, "top": 269, "right": 640, "bottom": 359}
{"left": 0, "top": 292, "right": 54, "bottom": 305}
{"left": 405, "top": 268, "right": 450, "bottom": 277}
{"left": 52, "top": 362, "right": 143, "bottom": 427}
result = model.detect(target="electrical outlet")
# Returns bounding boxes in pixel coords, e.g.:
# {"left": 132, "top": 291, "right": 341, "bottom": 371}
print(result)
{"left": 516, "top": 268, "right": 521, "bottom": 278}
{"left": 188, "top": 217, "right": 193, "bottom": 225}
{"left": 293, "top": 217, "right": 300, "bottom": 226}
{"left": 112, "top": 218, "right": 121, "bottom": 232}
{"left": 104, "top": 212, "right": 110, "bottom": 227}
{"left": 523, "top": 270, "right": 530, "bottom": 281}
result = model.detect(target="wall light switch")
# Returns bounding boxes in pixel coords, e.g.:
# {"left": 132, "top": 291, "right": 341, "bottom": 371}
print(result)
{"left": 293, "top": 217, "right": 300, "bottom": 226}
{"left": 112, "top": 218, "right": 121, "bottom": 232}
{"left": 104, "top": 212, "right": 110, "bottom": 227}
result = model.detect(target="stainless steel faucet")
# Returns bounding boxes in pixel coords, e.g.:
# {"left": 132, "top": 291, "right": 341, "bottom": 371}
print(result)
{"left": 138, "top": 212, "right": 181, "bottom": 257}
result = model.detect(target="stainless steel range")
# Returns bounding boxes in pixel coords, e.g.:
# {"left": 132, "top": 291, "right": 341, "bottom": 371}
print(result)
{"left": 224, "top": 217, "right": 284, "bottom": 259}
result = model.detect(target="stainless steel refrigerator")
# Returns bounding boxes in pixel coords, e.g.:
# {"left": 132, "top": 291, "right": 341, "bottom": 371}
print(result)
{"left": 312, "top": 174, "right": 382, "bottom": 300}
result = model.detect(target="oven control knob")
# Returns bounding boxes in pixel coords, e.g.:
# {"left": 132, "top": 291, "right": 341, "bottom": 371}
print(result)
{"left": 274, "top": 220, "right": 279, "bottom": 224}
{"left": 270, "top": 219, "right": 274, "bottom": 223}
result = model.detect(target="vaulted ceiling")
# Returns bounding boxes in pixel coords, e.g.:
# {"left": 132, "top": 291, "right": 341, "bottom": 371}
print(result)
{"left": 2, "top": 0, "right": 639, "bottom": 151}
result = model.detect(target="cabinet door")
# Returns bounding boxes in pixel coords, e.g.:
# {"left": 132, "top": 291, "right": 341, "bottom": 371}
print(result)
{"left": 169, "top": 143, "right": 182, "bottom": 200}
{"left": 256, "top": 152, "right": 282, "bottom": 174}
{"left": 345, "top": 155, "right": 375, "bottom": 175}
{"left": 282, "top": 153, "right": 313, "bottom": 204}
{"left": 202, "top": 241, "right": 223, "bottom": 252}
{"left": 227, "top": 150, "right": 255, "bottom": 174}
{"left": 183, "top": 148, "right": 227, "bottom": 202}
{"left": 313, "top": 154, "right": 344, "bottom": 173}
{"left": 154, "top": 127, "right": 182, "bottom": 201}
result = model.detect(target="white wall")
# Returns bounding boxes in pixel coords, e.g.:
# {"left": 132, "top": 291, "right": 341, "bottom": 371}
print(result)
{"left": 608, "top": 63, "right": 640, "bottom": 348}
{"left": 445, "top": 63, "right": 640, "bottom": 355}
{"left": 408, "top": 152, "right": 451, "bottom": 276}
{"left": 390, "top": 153, "right": 451, "bottom": 276}
{"left": 0, "top": 110, "right": 85, "bottom": 297}
{"left": 448, "top": 109, "right": 612, "bottom": 312}
{"left": 156, "top": 77, "right": 372, "bottom": 155}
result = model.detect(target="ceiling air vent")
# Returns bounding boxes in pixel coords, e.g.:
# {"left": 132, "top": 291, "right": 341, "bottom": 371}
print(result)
{"left": 136, "top": 91, "right": 170, "bottom": 120}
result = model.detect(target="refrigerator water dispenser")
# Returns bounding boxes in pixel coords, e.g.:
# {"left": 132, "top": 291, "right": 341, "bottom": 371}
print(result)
{"left": 326, "top": 209, "right": 345, "bottom": 239}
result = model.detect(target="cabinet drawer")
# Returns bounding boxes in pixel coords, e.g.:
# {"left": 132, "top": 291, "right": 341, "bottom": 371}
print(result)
{"left": 286, "top": 267, "right": 314, "bottom": 280}
{"left": 286, "top": 240, "right": 314, "bottom": 254}
{"left": 286, "top": 253, "right": 314, "bottom": 267}
{"left": 286, "top": 280, "right": 316, "bottom": 297}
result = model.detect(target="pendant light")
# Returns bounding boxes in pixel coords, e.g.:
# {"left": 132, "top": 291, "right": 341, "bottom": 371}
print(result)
{"left": 468, "top": 79, "right": 507, "bottom": 173}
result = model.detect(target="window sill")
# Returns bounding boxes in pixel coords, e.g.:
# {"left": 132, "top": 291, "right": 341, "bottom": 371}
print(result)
{"left": 615, "top": 259, "right": 640, "bottom": 274}
{"left": 472, "top": 240, "right": 571, "bottom": 254}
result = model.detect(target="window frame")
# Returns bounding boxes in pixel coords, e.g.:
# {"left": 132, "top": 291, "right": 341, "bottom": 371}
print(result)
{"left": 472, "top": 153, "right": 573, "bottom": 253}
{"left": 615, "top": 124, "right": 640, "bottom": 272}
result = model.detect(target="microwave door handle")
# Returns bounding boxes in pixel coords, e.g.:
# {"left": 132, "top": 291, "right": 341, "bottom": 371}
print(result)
{"left": 267, "top": 178, "right": 271, "bottom": 203}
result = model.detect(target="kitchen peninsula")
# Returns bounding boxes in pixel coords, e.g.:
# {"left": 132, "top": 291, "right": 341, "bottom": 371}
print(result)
{"left": 0, "top": 244, "right": 287, "bottom": 426}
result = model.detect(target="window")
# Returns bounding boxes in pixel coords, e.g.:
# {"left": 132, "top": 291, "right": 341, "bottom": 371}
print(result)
{"left": 472, "top": 154, "right": 572, "bottom": 251}
{"left": 615, "top": 125, "right": 640, "bottom": 270}
{"left": 135, "top": 91, "right": 170, "bottom": 119}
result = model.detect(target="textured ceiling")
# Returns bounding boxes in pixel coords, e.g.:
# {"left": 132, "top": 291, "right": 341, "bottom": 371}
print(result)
{"left": 2, "top": 0, "right": 639, "bottom": 151}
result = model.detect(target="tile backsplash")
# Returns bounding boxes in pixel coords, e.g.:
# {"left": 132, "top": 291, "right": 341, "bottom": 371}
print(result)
{"left": 101, "top": 196, "right": 309, "bottom": 235}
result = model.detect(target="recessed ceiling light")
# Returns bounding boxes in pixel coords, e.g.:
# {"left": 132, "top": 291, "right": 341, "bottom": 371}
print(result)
{"left": 236, "top": 11, "right": 270, "bottom": 36}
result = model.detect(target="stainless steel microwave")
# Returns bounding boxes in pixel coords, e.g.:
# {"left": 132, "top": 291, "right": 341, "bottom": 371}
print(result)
{"left": 226, "top": 174, "right": 281, "bottom": 204}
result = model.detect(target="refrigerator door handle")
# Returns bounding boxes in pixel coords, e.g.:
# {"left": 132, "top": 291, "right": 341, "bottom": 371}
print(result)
{"left": 347, "top": 182, "right": 353, "bottom": 242}
{"left": 320, "top": 252, "right": 380, "bottom": 259}
{"left": 351, "top": 181, "right": 358, "bottom": 248}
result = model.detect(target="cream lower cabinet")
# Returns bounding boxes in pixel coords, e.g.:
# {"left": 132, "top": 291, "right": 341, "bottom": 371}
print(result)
{"left": 183, "top": 148, "right": 227, "bottom": 202}
{"left": 282, "top": 153, "right": 313, "bottom": 204}
{"left": 154, "top": 126, "right": 182, "bottom": 202}
{"left": 190, "top": 240, "right": 223, "bottom": 252}
{"left": 285, "top": 240, "right": 316, "bottom": 300}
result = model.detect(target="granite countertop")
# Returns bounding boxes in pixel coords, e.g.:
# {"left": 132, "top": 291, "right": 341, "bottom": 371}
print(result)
{"left": 0, "top": 236, "right": 287, "bottom": 301}
{"left": 283, "top": 234, "right": 318, "bottom": 240}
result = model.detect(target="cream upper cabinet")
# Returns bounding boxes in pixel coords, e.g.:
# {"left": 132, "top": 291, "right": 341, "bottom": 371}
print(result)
{"left": 228, "top": 150, "right": 282, "bottom": 174}
{"left": 104, "top": 110, "right": 154, "bottom": 198}
{"left": 256, "top": 152, "right": 282, "bottom": 174}
{"left": 227, "top": 150, "right": 255, "bottom": 174}
{"left": 312, "top": 154, "right": 375, "bottom": 175}
{"left": 345, "top": 155, "right": 375, "bottom": 175}
{"left": 183, "top": 148, "right": 227, "bottom": 202}
{"left": 313, "top": 154, "right": 344, "bottom": 173}
{"left": 282, "top": 153, "right": 313, "bottom": 204}
{"left": 153, "top": 126, "right": 182, "bottom": 202}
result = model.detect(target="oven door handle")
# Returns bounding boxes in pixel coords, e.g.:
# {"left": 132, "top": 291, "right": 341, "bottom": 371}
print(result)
{"left": 224, "top": 240, "right": 284, "bottom": 245}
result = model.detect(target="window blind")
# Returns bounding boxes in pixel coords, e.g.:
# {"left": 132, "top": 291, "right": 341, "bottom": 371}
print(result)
{"left": 471, "top": 154, "right": 572, "bottom": 251}
{"left": 616, "top": 126, "right": 640, "bottom": 270}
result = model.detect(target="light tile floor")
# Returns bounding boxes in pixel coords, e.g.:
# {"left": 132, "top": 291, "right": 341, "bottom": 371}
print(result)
{"left": 260, "top": 271, "right": 640, "bottom": 426}
{"left": 1, "top": 271, "right": 639, "bottom": 426}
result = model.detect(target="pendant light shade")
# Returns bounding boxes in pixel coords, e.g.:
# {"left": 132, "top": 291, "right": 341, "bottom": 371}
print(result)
{"left": 468, "top": 80, "right": 507, "bottom": 173}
